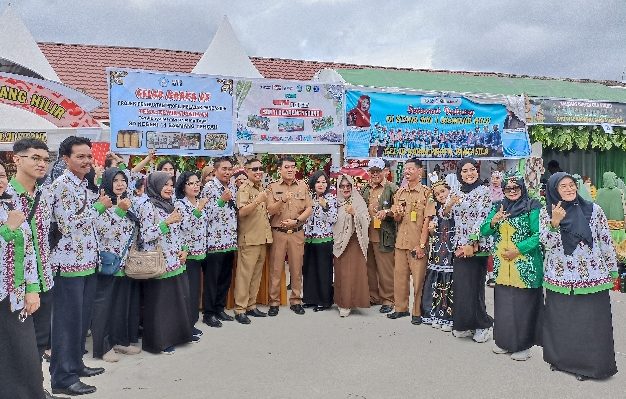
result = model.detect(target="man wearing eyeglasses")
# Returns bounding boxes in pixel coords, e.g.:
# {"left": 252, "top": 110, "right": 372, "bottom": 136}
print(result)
{"left": 361, "top": 158, "right": 397, "bottom": 314}
{"left": 233, "top": 158, "right": 272, "bottom": 324}
{"left": 6, "top": 139, "right": 62, "bottom": 398}
{"left": 49, "top": 136, "right": 113, "bottom": 396}
{"left": 266, "top": 156, "right": 312, "bottom": 316}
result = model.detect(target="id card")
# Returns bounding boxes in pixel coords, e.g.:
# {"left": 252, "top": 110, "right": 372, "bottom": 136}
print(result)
{"left": 410, "top": 211, "right": 417, "bottom": 222}
{"left": 373, "top": 217, "right": 381, "bottom": 229}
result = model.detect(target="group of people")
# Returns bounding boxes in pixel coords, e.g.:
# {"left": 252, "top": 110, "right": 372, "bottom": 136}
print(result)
{"left": 1, "top": 137, "right": 620, "bottom": 398}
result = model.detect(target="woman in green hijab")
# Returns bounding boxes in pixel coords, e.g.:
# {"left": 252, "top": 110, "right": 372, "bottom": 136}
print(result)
{"left": 595, "top": 171, "right": 626, "bottom": 256}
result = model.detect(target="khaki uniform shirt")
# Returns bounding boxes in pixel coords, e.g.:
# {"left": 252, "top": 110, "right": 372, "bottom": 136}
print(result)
{"left": 267, "top": 179, "right": 312, "bottom": 228}
{"left": 394, "top": 183, "right": 431, "bottom": 250}
{"left": 237, "top": 180, "right": 272, "bottom": 246}
{"left": 367, "top": 184, "right": 385, "bottom": 243}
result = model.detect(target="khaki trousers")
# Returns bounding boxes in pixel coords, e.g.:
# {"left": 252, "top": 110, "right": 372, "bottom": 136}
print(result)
{"left": 269, "top": 230, "right": 304, "bottom": 306}
{"left": 393, "top": 249, "right": 427, "bottom": 315}
{"left": 234, "top": 244, "right": 267, "bottom": 314}
{"left": 366, "top": 243, "right": 395, "bottom": 306}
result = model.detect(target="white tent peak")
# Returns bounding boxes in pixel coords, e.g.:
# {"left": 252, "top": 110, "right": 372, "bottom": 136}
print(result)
{"left": 192, "top": 15, "right": 262, "bottom": 78}
{"left": 313, "top": 68, "right": 346, "bottom": 84}
{"left": 0, "top": 5, "right": 60, "bottom": 82}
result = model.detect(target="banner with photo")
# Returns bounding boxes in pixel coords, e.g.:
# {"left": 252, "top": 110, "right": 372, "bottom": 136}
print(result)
{"left": 526, "top": 97, "right": 626, "bottom": 126}
{"left": 235, "top": 79, "right": 343, "bottom": 143}
{"left": 108, "top": 68, "right": 234, "bottom": 156}
{"left": 345, "top": 90, "right": 530, "bottom": 160}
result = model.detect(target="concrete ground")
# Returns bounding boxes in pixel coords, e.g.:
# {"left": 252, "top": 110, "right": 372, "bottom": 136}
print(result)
{"left": 44, "top": 289, "right": 625, "bottom": 399}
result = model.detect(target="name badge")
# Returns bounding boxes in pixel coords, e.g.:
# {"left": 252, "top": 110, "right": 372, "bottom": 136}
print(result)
{"left": 410, "top": 211, "right": 417, "bottom": 222}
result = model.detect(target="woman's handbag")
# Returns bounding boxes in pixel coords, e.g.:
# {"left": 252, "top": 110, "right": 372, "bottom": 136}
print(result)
{"left": 125, "top": 210, "right": 167, "bottom": 279}
{"left": 98, "top": 227, "right": 135, "bottom": 276}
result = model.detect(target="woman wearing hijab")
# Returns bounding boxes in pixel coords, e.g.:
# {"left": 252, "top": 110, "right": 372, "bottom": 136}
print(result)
{"left": 333, "top": 175, "right": 370, "bottom": 317}
{"left": 480, "top": 173, "right": 543, "bottom": 361}
{"left": 303, "top": 171, "right": 338, "bottom": 312}
{"left": 595, "top": 171, "right": 626, "bottom": 250}
{"left": 174, "top": 172, "right": 208, "bottom": 337}
{"left": 140, "top": 172, "right": 195, "bottom": 354}
{"left": 346, "top": 95, "right": 371, "bottom": 128}
{"left": 448, "top": 158, "right": 494, "bottom": 343}
{"left": 540, "top": 172, "right": 618, "bottom": 380}
{"left": 92, "top": 168, "right": 141, "bottom": 362}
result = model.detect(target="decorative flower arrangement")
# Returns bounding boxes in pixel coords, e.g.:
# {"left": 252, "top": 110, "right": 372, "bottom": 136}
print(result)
{"left": 529, "top": 125, "right": 626, "bottom": 151}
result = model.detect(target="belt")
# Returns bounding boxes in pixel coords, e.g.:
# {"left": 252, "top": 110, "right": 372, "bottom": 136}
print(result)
{"left": 272, "top": 225, "right": 304, "bottom": 234}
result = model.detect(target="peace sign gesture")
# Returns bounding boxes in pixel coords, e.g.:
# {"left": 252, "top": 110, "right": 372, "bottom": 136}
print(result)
{"left": 551, "top": 201, "right": 566, "bottom": 227}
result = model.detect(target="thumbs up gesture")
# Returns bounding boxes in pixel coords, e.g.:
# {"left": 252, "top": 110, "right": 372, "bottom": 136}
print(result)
{"left": 99, "top": 190, "right": 113, "bottom": 209}
{"left": 551, "top": 201, "right": 566, "bottom": 227}
{"left": 117, "top": 196, "right": 132, "bottom": 211}
{"left": 166, "top": 209, "right": 182, "bottom": 225}
{"left": 492, "top": 204, "right": 509, "bottom": 224}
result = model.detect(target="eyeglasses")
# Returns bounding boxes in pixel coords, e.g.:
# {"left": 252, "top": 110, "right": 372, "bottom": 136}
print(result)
{"left": 504, "top": 186, "right": 521, "bottom": 193}
{"left": 247, "top": 167, "right": 262, "bottom": 172}
{"left": 18, "top": 155, "right": 51, "bottom": 164}
{"left": 339, "top": 184, "right": 352, "bottom": 189}
{"left": 186, "top": 181, "right": 201, "bottom": 186}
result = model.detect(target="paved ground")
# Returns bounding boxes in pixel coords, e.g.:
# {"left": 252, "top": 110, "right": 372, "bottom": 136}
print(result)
{"left": 44, "top": 289, "right": 625, "bottom": 399}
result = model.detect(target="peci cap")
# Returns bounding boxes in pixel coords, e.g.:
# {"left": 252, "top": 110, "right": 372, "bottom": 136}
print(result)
{"left": 367, "top": 158, "right": 388, "bottom": 171}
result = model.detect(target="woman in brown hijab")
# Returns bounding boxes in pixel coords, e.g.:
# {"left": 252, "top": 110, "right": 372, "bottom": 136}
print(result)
{"left": 333, "top": 174, "right": 371, "bottom": 317}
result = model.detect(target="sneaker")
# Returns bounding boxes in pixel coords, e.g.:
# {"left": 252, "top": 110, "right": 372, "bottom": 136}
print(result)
{"left": 492, "top": 343, "right": 509, "bottom": 354}
{"left": 486, "top": 278, "right": 496, "bottom": 288}
{"left": 511, "top": 349, "right": 531, "bottom": 361}
{"left": 452, "top": 330, "right": 473, "bottom": 338}
{"left": 473, "top": 327, "right": 493, "bottom": 343}
{"left": 190, "top": 335, "right": 201, "bottom": 344}
{"left": 440, "top": 324, "right": 453, "bottom": 332}
{"left": 113, "top": 345, "right": 141, "bottom": 355}
{"left": 162, "top": 346, "right": 176, "bottom": 355}
{"left": 102, "top": 349, "right": 121, "bottom": 363}
{"left": 339, "top": 308, "right": 351, "bottom": 317}
{"left": 431, "top": 322, "right": 441, "bottom": 329}
{"left": 192, "top": 327, "right": 203, "bottom": 337}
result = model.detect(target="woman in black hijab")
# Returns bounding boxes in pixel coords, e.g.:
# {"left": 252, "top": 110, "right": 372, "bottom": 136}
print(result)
{"left": 540, "top": 172, "right": 618, "bottom": 380}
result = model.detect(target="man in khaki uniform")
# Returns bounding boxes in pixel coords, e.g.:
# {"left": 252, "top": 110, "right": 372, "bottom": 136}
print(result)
{"left": 266, "top": 156, "right": 312, "bottom": 316}
{"left": 361, "top": 158, "right": 397, "bottom": 314}
{"left": 234, "top": 158, "right": 273, "bottom": 325}
{"left": 387, "top": 158, "right": 431, "bottom": 325}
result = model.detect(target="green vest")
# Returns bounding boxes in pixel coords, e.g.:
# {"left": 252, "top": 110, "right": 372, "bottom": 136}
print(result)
{"left": 361, "top": 182, "right": 398, "bottom": 253}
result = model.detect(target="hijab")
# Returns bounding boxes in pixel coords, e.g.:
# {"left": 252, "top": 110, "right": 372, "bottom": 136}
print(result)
{"left": 595, "top": 171, "right": 624, "bottom": 221}
{"left": 490, "top": 171, "right": 504, "bottom": 202}
{"left": 146, "top": 171, "right": 175, "bottom": 214}
{"left": 498, "top": 173, "right": 541, "bottom": 219}
{"left": 333, "top": 175, "right": 369, "bottom": 258}
{"left": 546, "top": 172, "right": 594, "bottom": 255}
{"left": 457, "top": 157, "right": 482, "bottom": 193}
{"left": 100, "top": 167, "right": 139, "bottom": 223}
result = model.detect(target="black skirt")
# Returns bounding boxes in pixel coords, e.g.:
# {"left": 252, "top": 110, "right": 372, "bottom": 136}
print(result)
{"left": 302, "top": 240, "right": 334, "bottom": 307}
{"left": 420, "top": 268, "right": 453, "bottom": 326}
{"left": 142, "top": 273, "right": 193, "bottom": 353}
{"left": 0, "top": 298, "right": 45, "bottom": 399}
{"left": 452, "top": 256, "right": 493, "bottom": 331}
{"left": 543, "top": 289, "right": 617, "bottom": 379}
{"left": 110, "top": 276, "right": 141, "bottom": 347}
{"left": 91, "top": 274, "right": 116, "bottom": 358}
{"left": 493, "top": 285, "right": 543, "bottom": 352}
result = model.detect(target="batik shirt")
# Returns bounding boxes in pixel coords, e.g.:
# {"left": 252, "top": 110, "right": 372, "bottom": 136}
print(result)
{"left": 304, "top": 193, "right": 338, "bottom": 242}
{"left": 139, "top": 201, "right": 185, "bottom": 276}
{"left": 0, "top": 202, "right": 39, "bottom": 311}
{"left": 539, "top": 204, "right": 618, "bottom": 294}
{"left": 50, "top": 170, "right": 106, "bottom": 276}
{"left": 451, "top": 185, "right": 492, "bottom": 252}
{"left": 427, "top": 204, "right": 455, "bottom": 273}
{"left": 6, "top": 179, "right": 54, "bottom": 293}
{"left": 174, "top": 197, "right": 207, "bottom": 259}
{"left": 202, "top": 177, "right": 237, "bottom": 252}
{"left": 95, "top": 205, "right": 136, "bottom": 272}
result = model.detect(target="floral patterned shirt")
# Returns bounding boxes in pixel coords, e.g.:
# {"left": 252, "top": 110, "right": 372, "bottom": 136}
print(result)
{"left": 174, "top": 197, "right": 207, "bottom": 258}
{"left": 452, "top": 185, "right": 492, "bottom": 252}
{"left": 50, "top": 170, "right": 106, "bottom": 276}
{"left": 0, "top": 203, "right": 39, "bottom": 311}
{"left": 95, "top": 206, "right": 136, "bottom": 270}
{"left": 139, "top": 201, "right": 184, "bottom": 274}
{"left": 201, "top": 177, "right": 237, "bottom": 252}
{"left": 304, "top": 193, "right": 338, "bottom": 241}
{"left": 6, "top": 179, "right": 54, "bottom": 293}
{"left": 539, "top": 204, "right": 618, "bottom": 294}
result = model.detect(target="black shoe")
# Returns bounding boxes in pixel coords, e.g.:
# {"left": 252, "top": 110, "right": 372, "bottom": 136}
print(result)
{"left": 78, "top": 366, "right": 105, "bottom": 378}
{"left": 411, "top": 316, "right": 423, "bottom": 325}
{"left": 313, "top": 305, "right": 330, "bottom": 312}
{"left": 387, "top": 311, "right": 410, "bottom": 319}
{"left": 44, "top": 389, "right": 64, "bottom": 399}
{"left": 235, "top": 313, "right": 251, "bottom": 324}
{"left": 216, "top": 311, "right": 234, "bottom": 321}
{"left": 290, "top": 304, "right": 305, "bottom": 315}
{"left": 52, "top": 381, "right": 96, "bottom": 396}
{"left": 203, "top": 315, "right": 222, "bottom": 328}
{"left": 379, "top": 305, "right": 393, "bottom": 314}
{"left": 268, "top": 306, "right": 279, "bottom": 317}
{"left": 246, "top": 308, "right": 267, "bottom": 317}
{"left": 302, "top": 303, "right": 316, "bottom": 308}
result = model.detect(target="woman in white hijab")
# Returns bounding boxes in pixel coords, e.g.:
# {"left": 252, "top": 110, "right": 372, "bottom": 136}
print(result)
{"left": 333, "top": 175, "right": 371, "bottom": 317}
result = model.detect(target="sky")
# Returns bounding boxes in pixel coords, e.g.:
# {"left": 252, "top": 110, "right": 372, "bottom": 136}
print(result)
{"left": 9, "top": 0, "right": 626, "bottom": 82}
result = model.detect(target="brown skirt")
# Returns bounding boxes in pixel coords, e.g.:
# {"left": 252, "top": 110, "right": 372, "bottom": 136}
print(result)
{"left": 333, "top": 234, "right": 370, "bottom": 309}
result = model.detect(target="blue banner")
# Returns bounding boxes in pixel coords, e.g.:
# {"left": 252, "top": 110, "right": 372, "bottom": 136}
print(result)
{"left": 345, "top": 90, "right": 530, "bottom": 159}
{"left": 108, "top": 68, "right": 234, "bottom": 156}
